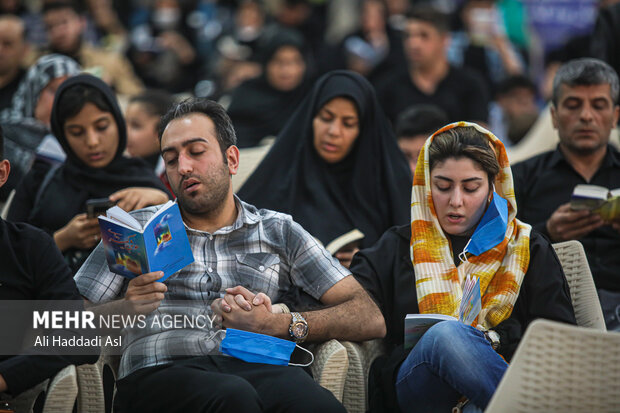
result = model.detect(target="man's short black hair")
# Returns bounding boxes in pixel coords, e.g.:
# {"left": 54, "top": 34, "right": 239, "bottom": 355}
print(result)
{"left": 406, "top": 4, "right": 450, "bottom": 34}
{"left": 552, "top": 58, "right": 620, "bottom": 106}
{"left": 0, "top": 124, "right": 4, "bottom": 160}
{"left": 395, "top": 104, "right": 449, "bottom": 139}
{"left": 496, "top": 75, "right": 537, "bottom": 98}
{"left": 159, "top": 98, "right": 237, "bottom": 159}
{"left": 42, "top": 1, "right": 81, "bottom": 16}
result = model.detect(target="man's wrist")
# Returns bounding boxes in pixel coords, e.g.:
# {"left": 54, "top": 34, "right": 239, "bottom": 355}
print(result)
{"left": 262, "top": 312, "right": 291, "bottom": 339}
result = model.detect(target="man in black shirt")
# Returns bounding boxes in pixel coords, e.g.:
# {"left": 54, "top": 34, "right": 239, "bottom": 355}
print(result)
{"left": 512, "top": 58, "right": 620, "bottom": 330}
{"left": 0, "top": 15, "right": 28, "bottom": 111}
{"left": 375, "top": 4, "right": 489, "bottom": 125}
{"left": 0, "top": 125, "right": 97, "bottom": 399}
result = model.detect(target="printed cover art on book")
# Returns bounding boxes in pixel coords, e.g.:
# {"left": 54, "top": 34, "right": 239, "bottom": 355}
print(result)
{"left": 98, "top": 201, "right": 194, "bottom": 281}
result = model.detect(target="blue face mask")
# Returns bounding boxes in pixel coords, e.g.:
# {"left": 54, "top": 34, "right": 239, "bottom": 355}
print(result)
{"left": 220, "top": 328, "right": 314, "bottom": 367}
{"left": 459, "top": 191, "right": 508, "bottom": 261}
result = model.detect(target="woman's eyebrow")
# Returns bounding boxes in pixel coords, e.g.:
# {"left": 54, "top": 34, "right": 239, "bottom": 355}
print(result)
{"left": 433, "top": 176, "right": 483, "bottom": 183}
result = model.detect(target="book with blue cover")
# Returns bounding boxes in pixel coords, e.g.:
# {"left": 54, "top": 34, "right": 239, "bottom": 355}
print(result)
{"left": 97, "top": 201, "right": 194, "bottom": 281}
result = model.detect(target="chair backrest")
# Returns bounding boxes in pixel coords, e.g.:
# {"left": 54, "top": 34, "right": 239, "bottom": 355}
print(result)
{"left": 485, "top": 319, "right": 620, "bottom": 412}
{"left": 552, "top": 240, "right": 606, "bottom": 330}
{"left": 232, "top": 143, "right": 273, "bottom": 193}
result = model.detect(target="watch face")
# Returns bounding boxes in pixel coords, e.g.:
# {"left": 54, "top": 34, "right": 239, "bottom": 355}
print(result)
{"left": 292, "top": 322, "right": 308, "bottom": 338}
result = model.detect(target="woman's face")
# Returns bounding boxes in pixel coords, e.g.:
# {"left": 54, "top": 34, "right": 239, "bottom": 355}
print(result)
{"left": 430, "top": 157, "right": 491, "bottom": 236}
{"left": 63, "top": 102, "right": 119, "bottom": 168}
{"left": 266, "top": 46, "right": 306, "bottom": 92}
{"left": 125, "top": 102, "right": 160, "bottom": 158}
{"left": 35, "top": 75, "right": 69, "bottom": 126}
{"left": 312, "top": 97, "right": 360, "bottom": 163}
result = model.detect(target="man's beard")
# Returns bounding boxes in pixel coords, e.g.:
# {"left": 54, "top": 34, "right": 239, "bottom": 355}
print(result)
{"left": 174, "top": 164, "right": 230, "bottom": 218}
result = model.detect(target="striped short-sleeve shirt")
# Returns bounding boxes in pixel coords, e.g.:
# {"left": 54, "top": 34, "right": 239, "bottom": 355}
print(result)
{"left": 75, "top": 196, "right": 349, "bottom": 378}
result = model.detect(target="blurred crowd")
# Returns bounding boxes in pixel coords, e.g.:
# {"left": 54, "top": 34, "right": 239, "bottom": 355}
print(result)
{"left": 0, "top": 0, "right": 616, "bottom": 149}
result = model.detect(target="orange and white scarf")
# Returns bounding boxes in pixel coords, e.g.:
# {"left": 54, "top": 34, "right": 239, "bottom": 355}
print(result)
{"left": 411, "top": 122, "right": 531, "bottom": 329}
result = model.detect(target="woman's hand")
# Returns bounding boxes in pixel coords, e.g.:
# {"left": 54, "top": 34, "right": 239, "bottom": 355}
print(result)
{"left": 53, "top": 213, "right": 101, "bottom": 251}
{"left": 109, "top": 187, "right": 170, "bottom": 212}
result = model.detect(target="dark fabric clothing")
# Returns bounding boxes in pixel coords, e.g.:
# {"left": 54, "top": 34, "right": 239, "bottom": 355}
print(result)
{"left": 375, "top": 65, "right": 490, "bottom": 125}
{"left": 0, "top": 219, "right": 97, "bottom": 396}
{"left": 115, "top": 355, "right": 346, "bottom": 413}
{"left": 7, "top": 75, "right": 168, "bottom": 272}
{"left": 238, "top": 70, "right": 412, "bottom": 249}
{"left": 0, "top": 69, "right": 26, "bottom": 111}
{"left": 512, "top": 145, "right": 620, "bottom": 291}
{"left": 590, "top": 3, "right": 620, "bottom": 79}
{"left": 350, "top": 224, "right": 576, "bottom": 412}
{"left": 228, "top": 75, "right": 311, "bottom": 148}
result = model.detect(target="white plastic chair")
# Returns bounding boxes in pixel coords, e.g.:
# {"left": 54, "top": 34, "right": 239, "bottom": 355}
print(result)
{"left": 552, "top": 240, "right": 606, "bottom": 330}
{"left": 485, "top": 319, "right": 620, "bottom": 412}
{"left": 6, "top": 364, "right": 78, "bottom": 413}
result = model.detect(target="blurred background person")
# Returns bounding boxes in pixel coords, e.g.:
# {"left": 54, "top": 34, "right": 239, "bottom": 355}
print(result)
{"left": 489, "top": 74, "right": 539, "bottom": 148}
{"left": 226, "top": 26, "right": 310, "bottom": 148}
{"left": 0, "top": 15, "right": 29, "bottom": 111}
{"left": 41, "top": 0, "right": 143, "bottom": 96}
{"left": 395, "top": 104, "right": 448, "bottom": 175}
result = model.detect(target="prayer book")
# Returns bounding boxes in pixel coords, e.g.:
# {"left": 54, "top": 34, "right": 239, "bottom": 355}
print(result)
{"left": 97, "top": 201, "right": 194, "bottom": 281}
{"left": 404, "top": 276, "right": 481, "bottom": 349}
{"left": 571, "top": 184, "right": 620, "bottom": 221}
{"left": 325, "top": 229, "right": 365, "bottom": 255}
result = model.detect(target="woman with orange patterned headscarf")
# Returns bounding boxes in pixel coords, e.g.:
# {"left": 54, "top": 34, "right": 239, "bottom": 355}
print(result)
{"left": 350, "top": 122, "right": 576, "bottom": 412}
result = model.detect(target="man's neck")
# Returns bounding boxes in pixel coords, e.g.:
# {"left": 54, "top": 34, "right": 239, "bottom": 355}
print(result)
{"left": 0, "top": 67, "right": 20, "bottom": 89}
{"left": 560, "top": 144, "right": 608, "bottom": 183}
{"left": 409, "top": 59, "right": 449, "bottom": 94}
{"left": 181, "top": 194, "right": 238, "bottom": 234}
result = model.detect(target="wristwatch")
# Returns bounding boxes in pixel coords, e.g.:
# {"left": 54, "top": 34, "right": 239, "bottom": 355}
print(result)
{"left": 484, "top": 329, "right": 501, "bottom": 351}
{"left": 288, "top": 312, "right": 309, "bottom": 343}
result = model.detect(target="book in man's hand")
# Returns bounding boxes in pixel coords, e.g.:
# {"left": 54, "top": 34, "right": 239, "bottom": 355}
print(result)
{"left": 571, "top": 184, "right": 620, "bottom": 221}
{"left": 404, "top": 276, "right": 481, "bottom": 349}
{"left": 97, "top": 200, "right": 194, "bottom": 281}
{"left": 325, "top": 229, "right": 365, "bottom": 255}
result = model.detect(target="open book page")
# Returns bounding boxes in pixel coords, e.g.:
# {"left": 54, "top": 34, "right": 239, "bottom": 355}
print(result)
{"left": 101, "top": 206, "right": 142, "bottom": 230}
{"left": 325, "top": 229, "right": 365, "bottom": 255}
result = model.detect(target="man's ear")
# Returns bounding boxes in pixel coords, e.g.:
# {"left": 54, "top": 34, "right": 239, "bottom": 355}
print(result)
{"left": 226, "top": 145, "right": 240, "bottom": 176}
{"left": 0, "top": 160, "right": 11, "bottom": 188}
{"left": 550, "top": 104, "right": 558, "bottom": 130}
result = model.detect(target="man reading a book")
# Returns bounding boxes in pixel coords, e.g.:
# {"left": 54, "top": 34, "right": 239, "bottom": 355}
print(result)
{"left": 74, "top": 98, "right": 386, "bottom": 413}
{"left": 512, "top": 58, "right": 620, "bottom": 330}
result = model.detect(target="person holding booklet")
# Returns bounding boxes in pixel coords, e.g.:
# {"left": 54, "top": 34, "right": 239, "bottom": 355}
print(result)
{"left": 7, "top": 74, "right": 170, "bottom": 273}
{"left": 512, "top": 58, "right": 620, "bottom": 330}
{"left": 238, "top": 70, "right": 412, "bottom": 268}
{"left": 350, "top": 122, "right": 576, "bottom": 412}
{"left": 74, "top": 98, "right": 385, "bottom": 412}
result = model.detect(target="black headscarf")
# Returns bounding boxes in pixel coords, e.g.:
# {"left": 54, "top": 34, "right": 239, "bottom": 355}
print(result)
{"left": 227, "top": 27, "right": 311, "bottom": 148}
{"left": 28, "top": 74, "right": 168, "bottom": 231}
{"left": 238, "top": 70, "right": 412, "bottom": 248}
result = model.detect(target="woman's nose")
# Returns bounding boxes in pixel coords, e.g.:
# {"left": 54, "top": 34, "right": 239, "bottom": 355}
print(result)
{"left": 449, "top": 188, "right": 463, "bottom": 207}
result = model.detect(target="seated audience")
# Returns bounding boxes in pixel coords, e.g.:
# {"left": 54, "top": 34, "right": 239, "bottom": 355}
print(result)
{"left": 238, "top": 70, "right": 412, "bottom": 267}
{"left": 395, "top": 104, "right": 448, "bottom": 175}
{"left": 0, "top": 124, "right": 97, "bottom": 400}
{"left": 8, "top": 74, "right": 170, "bottom": 273}
{"left": 512, "top": 58, "right": 620, "bottom": 330}
{"left": 375, "top": 4, "right": 490, "bottom": 125}
{"left": 227, "top": 27, "right": 310, "bottom": 148}
{"left": 75, "top": 97, "right": 385, "bottom": 413}
{"left": 351, "top": 122, "right": 576, "bottom": 412}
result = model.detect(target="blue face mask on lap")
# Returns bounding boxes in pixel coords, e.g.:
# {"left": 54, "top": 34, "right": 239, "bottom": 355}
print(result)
{"left": 459, "top": 191, "right": 508, "bottom": 262}
{"left": 220, "top": 328, "right": 314, "bottom": 367}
